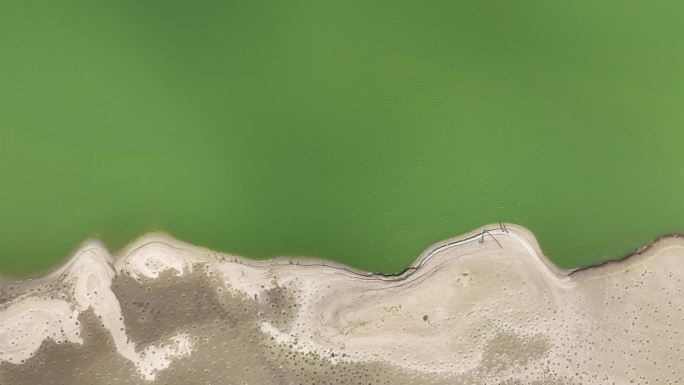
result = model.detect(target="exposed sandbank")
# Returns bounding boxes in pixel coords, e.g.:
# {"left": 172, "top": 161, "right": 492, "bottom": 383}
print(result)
{"left": 1, "top": 223, "right": 683, "bottom": 384}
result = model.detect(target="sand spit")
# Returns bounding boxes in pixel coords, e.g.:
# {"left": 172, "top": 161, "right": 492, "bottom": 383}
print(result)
{"left": 1, "top": 223, "right": 683, "bottom": 384}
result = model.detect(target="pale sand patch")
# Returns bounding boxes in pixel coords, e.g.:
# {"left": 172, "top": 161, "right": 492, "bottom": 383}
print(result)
{"left": 1, "top": 223, "right": 683, "bottom": 384}
{"left": 0, "top": 298, "right": 80, "bottom": 363}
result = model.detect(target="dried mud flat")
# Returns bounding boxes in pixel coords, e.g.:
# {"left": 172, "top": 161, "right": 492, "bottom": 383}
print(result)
{"left": 1, "top": 223, "right": 683, "bottom": 385}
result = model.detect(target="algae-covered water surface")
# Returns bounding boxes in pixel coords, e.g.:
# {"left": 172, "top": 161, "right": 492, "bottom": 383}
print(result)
{"left": 2, "top": 0, "right": 684, "bottom": 275}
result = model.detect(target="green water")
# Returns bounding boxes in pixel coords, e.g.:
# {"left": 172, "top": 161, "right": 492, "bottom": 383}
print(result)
{"left": 1, "top": 1, "right": 684, "bottom": 276}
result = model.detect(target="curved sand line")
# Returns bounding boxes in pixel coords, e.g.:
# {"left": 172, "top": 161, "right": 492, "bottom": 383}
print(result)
{"left": 1, "top": 223, "right": 683, "bottom": 384}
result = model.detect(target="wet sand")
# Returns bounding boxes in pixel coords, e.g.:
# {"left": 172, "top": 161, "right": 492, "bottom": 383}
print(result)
{"left": 1, "top": 223, "right": 683, "bottom": 384}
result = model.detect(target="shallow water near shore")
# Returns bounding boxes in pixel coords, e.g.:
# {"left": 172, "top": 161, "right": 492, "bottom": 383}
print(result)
{"left": 2, "top": 0, "right": 684, "bottom": 276}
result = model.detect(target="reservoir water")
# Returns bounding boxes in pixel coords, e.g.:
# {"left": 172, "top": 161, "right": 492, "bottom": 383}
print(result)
{"left": 1, "top": 0, "right": 684, "bottom": 276}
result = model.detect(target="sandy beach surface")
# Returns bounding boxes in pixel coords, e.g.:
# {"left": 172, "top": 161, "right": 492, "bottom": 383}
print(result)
{"left": 1, "top": 223, "right": 683, "bottom": 384}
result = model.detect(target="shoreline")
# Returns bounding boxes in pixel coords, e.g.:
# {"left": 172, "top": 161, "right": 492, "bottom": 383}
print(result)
{"left": 1, "top": 222, "right": 680, "bottom": 283}
{"left": 2, "top": 223, "right": 684, "bottom": 383}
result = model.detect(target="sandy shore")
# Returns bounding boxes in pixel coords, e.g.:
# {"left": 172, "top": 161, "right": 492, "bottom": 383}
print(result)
{"left": 1, "top": 223, "right": 683, "bottom": 384}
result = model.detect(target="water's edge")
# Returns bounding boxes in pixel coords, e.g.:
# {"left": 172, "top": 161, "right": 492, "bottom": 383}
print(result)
{"left": 2, "top": 222, "right": 681, "bottom": 283}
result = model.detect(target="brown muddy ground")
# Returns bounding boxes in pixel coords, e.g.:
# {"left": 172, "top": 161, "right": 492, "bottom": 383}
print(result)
{"left": 0, "top": 268, "right": 576, "bottom": 385}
